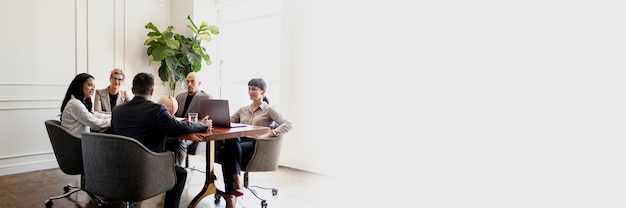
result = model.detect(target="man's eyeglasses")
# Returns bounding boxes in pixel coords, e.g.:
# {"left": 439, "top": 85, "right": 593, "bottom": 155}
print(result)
{"left": 111, "top": 77, "right": 124, "bottom": 81}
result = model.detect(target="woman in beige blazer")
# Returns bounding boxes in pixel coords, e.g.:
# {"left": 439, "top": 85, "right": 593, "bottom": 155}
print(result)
{"left": 94, "top": 68, "right": 131, "bottom": 114}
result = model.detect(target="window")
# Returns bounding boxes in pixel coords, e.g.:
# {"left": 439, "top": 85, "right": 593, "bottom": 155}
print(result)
{"left": 216, "top": 0, "right": 282, "bottom": 110}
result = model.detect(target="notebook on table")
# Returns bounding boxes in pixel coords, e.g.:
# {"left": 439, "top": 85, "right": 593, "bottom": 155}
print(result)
{"left": 198, "top": 99, "right": 247, "bottom": 128}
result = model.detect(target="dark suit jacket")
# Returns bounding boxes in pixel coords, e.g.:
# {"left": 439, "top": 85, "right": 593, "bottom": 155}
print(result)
{"left": 174, "top": 90, "right": 212, "bottom": 118}
{"left": 111, "top": 96, "right": 208, "bottom": 153}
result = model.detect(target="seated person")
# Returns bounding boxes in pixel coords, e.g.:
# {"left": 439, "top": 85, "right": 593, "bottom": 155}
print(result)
{"left": 157, "top": 95, "right": 179, "bottom": 116}
{"left": 111, "top": 72, "right": 211, "bottom": 208}
{"left": 60, "top": 73, "right": 111, "bottom": 138}
{"left": 217, "top": 78, "right": 293, "bottom": 208}
{"left": 94, "top": 68, "right": 132, "bottom": 114}
{"left": 166, "top": 72, "right": 213, "bottom": 166}
{"left": 158, "top": 95, "right": 208, "bottom": 142}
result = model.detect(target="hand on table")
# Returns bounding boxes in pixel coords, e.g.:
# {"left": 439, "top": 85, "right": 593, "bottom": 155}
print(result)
{"left": 175, "top": 116, "right": 212, "bottom": 141}
{"left": 198, "top": 115, "right": 213, "bottom": 129}
{"left": 179, "top": 130, "right": 211, "bottom": 142}
{"left": 255, "top": 131, "right": 276, "bottom": 138}
{"left": 186, "top": 128, "right": 215, "bottom": 142}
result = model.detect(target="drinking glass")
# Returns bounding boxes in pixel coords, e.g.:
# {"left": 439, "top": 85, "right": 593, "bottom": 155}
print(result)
{"left": 188, "top": 113, "right": 198, "bottom": 122}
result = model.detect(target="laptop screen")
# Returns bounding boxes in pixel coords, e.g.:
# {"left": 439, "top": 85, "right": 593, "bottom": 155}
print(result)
{"left": 198, "top": 99, "right": 246, "bottom": 128}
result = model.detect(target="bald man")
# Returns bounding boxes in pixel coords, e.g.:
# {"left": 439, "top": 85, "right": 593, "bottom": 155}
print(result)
{"left": 157, "top": 95, "right": 178, "bottom": 116}
{"left": 165, "top": 72, "right": 213, "bottom": 166}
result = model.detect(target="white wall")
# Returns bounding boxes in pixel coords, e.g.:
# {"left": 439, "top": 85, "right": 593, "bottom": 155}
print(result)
{"left": 124, "top": 0, "right": 174, "bottom": 97}
{"left": 0, "top": 0, "right": 176, "bottom": 176}
{"left": 0, "top": 0, "right": 223, "bottom": 176}
{"left": 278, "top": 0, "right": 395, "bottom": 176}
{"left": 0, "top": 0, "right": 83, "bottom": 175}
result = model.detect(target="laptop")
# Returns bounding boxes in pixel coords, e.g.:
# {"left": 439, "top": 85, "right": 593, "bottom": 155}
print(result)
{"left": 198, "top": 99, "right": 247, "bottom": 128}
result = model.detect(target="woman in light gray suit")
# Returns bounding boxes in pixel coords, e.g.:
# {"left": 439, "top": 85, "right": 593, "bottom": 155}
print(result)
{"left": 94, "top": 68, "right": 132, "bottom": 114}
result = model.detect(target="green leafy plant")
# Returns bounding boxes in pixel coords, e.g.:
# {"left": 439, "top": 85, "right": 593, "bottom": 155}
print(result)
{"left": 144, "top": 15, "right": 220, "bottom": 92}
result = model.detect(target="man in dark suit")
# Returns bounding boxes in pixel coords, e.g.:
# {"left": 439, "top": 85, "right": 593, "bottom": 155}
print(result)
{"left": 111, "top": 72, "right": 212, "bottom": 208}
{"left": 167, "top": 72, "right": 213, "bottom": 166}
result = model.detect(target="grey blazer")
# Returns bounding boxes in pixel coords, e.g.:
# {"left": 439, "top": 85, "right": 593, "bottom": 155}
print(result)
{"left": 174, "top": 90, "right": 213, "bottom": 118}
{"left": 94, "top": 86, "right": 132, "bottom": 113}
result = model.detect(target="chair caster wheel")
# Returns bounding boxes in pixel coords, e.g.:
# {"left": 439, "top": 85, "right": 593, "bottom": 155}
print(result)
{"left": 63, "top": 185, "right": 71, "bottom": 193}
{"left": 45, "top": 200, "right": 53, "bottom": 207}
{"left": 214, "top": 194, "right": 221, "bottom": 204}
{"left": 261, "top": 200, "right": 268, "bottom": 208}
{"left": 271, "top": 188, "right": 278, "bottom": 196}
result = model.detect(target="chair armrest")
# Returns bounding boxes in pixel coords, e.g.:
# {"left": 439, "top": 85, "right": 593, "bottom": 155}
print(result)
{"left": 131, "top": 151, "right": 177, "bottom": 198}
{"left": 245, "top": 135, "right": 283, "bottom": 172}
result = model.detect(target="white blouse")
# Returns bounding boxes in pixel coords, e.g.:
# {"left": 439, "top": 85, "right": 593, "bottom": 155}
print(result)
{"left": 61, "top": 95, "right": 111, "bottom": 138}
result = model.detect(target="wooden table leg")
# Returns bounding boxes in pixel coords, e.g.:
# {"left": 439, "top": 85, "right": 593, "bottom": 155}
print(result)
{"left": 188, "top": 140, "right": 216, "bottom": 208}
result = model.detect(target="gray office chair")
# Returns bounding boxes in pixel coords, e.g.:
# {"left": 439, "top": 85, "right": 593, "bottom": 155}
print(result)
{"left": 215, "top": 135, "right": 284, "bottom": 208}
{"left": 81, "top": 132, "right": 177, "bottom": 208}
{"left": 44, "top": 120, "right": 104, "bottom": 207}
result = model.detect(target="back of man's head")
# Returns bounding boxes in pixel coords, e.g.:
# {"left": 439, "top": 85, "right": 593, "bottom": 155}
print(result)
{"left": 132, "top": 72, "right": 154, "bottom": 96}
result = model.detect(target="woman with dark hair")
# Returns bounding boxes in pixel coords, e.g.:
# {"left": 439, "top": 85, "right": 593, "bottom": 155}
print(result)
{"left": 217, "top": 78, "right": 293, "bottom": 208}
{"left": 60, "top": 73, "right": 111, "bottom": 138}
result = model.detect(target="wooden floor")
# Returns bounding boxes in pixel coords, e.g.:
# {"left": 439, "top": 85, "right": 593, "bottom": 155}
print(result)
{"left": 0, "top": 154, "right": 333, "bottom": 208}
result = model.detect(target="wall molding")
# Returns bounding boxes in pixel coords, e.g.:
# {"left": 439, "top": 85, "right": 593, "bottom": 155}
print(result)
{"left": 0, "top": 98, "right": 61, "bottom": 111}
{"left": 0, "top": 98, "right": 61, "bottom": 102}
{"left": 0, "top": 83, "right": 66, "bottom": 86}
{"left": 0, "top": 151, "right": 54, "bottom": 160}
{"left": 0, "top": 160, "right": 58, "bottom": 176}
{"left": 0, "top": 106, "right": 59, "bottom": 111}
{"left": 0, "top": 152, "right": 58, "bottom": 176}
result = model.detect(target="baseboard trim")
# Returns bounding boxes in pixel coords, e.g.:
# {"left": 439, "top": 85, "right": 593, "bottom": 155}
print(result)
{"left": 0, "top": 160, "right": 59, "bottom": 176}
{"left": 0, "top": 153, "right": 59, "bottom": 176}
{"left": 0, "top": 151, "right": 53, "bottom": 160}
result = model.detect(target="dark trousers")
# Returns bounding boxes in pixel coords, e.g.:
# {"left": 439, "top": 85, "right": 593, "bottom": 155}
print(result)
{"left": 164, "top": 166, "right": 187, "bottom": 208}
{"left": 165, "top": 137, "right": 193, "bottom": 166}
{"left": 216, "top": 137, "right": 255, "bottom": 194}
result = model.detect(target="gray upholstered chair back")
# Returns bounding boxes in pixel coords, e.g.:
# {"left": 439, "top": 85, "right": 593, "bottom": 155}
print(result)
{"left": 45, "top": 119, "right": 83, "bottom": 175}
{"left": 244, "top": 135, "right": 284, "bottom": 172}
{"left": 44, "top": 120, "right": 105, "bottom": 206}
{"left": 81, "top": 132, "right": 176, "bottom": 202}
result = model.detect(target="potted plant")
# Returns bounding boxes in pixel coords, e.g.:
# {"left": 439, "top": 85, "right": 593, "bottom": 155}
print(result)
{"left": 144, "top": 15, "right": 220, "bottom": 94}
